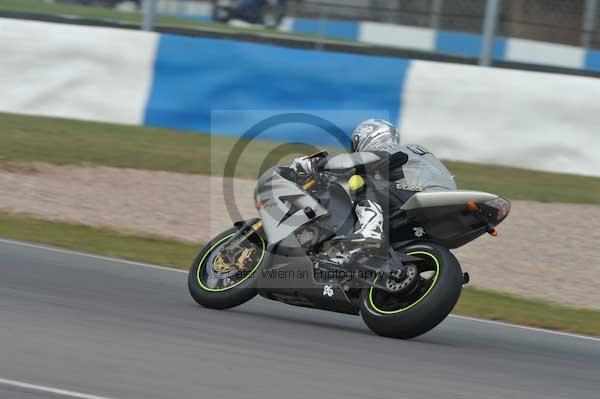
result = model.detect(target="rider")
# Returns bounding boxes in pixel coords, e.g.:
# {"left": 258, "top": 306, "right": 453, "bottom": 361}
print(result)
{"left": 292, "top": 119, "right": 409, "bottom": 245}
{"left": 292, "top": 119, "right": 456, "bottom": 246}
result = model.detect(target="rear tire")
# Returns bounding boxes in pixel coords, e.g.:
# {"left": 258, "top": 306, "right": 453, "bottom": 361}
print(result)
{"left": 359, "top": 243, "right": 463, "bottom": 339}
{"left": 188, "top": 227, "right": 265, "bottom": 310}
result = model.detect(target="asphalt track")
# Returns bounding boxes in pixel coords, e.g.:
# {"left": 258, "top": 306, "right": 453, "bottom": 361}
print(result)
{"left": 1, "top": 239, "right": 598, "bottom": 399}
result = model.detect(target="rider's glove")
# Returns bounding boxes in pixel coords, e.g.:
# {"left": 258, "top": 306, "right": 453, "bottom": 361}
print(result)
{"left": 291, "top": 156, "right": 316, "bottom": 175}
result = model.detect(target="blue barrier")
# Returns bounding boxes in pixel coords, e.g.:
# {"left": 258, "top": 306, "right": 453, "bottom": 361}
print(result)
{"left": 585, "top": 50, "right": 600, "bottom": 72}
{"left": 435, "top": 30, "right": 507, "bottom": 59}
{"left": 145, "top": 34, "right": 410, "bottom": 146}
{"left": 291, "top": 18, "right": 359, "bottom": 41}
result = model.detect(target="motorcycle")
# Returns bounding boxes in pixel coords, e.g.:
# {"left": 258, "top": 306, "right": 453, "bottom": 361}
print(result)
{"left": 212, "top": 0, "right": 287, "bottom": 28}
{"left": 188, "top": 150, "right": 511, "bottom": 339}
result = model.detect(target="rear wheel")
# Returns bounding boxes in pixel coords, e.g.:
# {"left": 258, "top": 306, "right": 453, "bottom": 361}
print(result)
{"left": 188, "top": 227, "right": 266, "bottom": 310}
{"left": 359, "top": 243, "right": 463, "bottom": 339}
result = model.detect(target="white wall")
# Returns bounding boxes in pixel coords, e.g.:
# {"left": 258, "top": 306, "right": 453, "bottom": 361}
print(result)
{"left": 401, "top": 61, "right": 600, "bottom": 176}
{"left": 1, "top": 17, "right": 599, "bottom": 177}
{"left": 0, "top": 18, "right": 158, "bottom": 125}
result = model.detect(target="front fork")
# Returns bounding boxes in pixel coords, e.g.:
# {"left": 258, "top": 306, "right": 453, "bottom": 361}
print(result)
{"left": 224, "top": 178, "right": 315, "bottom": 266}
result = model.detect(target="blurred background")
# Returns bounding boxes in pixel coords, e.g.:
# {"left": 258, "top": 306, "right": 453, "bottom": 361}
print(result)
{"left": 4, "top": 0, "right": 600, "bottom": 70}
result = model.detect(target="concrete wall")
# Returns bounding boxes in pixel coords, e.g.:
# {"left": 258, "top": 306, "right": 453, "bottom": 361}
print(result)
{"left": 2, "top": 17, "right": 599, "bottom": 176}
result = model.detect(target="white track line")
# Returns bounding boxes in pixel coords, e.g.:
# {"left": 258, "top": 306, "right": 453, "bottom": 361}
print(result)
{"left": 1, "top": 238, "right": 599, "bottom": 342}
{"left": 0, "top": 237, "right": 187, "bottom": 273}
{"left": 0, "top": 377, "right": 117, "bottom": 399}
{"left": 449, "top": 315, "right": 600, "bottom": 342}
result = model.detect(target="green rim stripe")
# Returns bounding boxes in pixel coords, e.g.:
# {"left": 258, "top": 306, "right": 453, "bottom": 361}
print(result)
{"left": 368, "top": 251, "right": 440, "bottom": 315}
{"left": 196, "top": 233, "right": 266, "bottom": 292}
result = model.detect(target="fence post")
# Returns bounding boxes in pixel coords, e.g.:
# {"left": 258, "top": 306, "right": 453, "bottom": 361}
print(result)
{"left": 583, "top": 0, "right": 598, "bottom": 49}
{"left": 142, "top": 0, "right": 158, "bottom": 31}
{"left": 315, "top": 5, "right": 328, "bottom": 51}
{"left": 480, "top": 0, "right": 500, "bottom": 66}
{"left": 430, "top": 0, "right": 443, "bottom": 30}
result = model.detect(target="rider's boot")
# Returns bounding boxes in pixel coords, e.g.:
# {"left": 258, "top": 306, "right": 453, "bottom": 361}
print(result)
{"left": 340, "top": 200, "right": 384, "bottom": 246}
{"left": 330, "top": 199, "right": 384, "bottom": 268}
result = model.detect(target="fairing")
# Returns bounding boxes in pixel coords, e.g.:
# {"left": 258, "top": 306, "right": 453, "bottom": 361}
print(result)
{"left": 255, "top": 167, "right": 328, "bottom": 244}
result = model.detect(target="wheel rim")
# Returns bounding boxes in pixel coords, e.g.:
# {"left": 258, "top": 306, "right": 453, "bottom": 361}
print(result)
{"left": 368, "top": 251, "right": 440, "bottom": 314}
{"left": 196, "top": 233, "right": 266, "bottom": 292}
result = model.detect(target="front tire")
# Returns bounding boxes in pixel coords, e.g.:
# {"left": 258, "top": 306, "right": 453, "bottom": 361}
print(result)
{"left": 359, "top": 243, "right": 463, "bottom": 339}
{"left": 188, "top": 227, "right": 266, "bottom": 310}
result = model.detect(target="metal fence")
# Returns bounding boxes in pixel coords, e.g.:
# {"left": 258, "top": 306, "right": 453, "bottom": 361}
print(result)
{"left": 292, "top": 0, "right": 600, "bottom": 48}
{"left": 12, "top": 1, "right": 600, "bottom": 57}
{"left": 174, "top": 1, "right": 598, "bottom": 50}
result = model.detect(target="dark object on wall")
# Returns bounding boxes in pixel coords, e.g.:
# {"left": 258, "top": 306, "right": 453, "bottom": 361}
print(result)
{"left": 212, "top": 0, "right": 288, "bottom": 28}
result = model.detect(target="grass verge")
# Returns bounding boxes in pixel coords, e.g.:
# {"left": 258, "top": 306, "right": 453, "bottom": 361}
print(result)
{"left": 1, "top": 213, "right": 599, "bottom": 337}
{"left": 455, "top": 287, "right": 600, "bottom": 337}
{"left": 2, "top": 112, "right": 600, "bottom": 204}
{"left": 0, "top": 213, "right": 198, "bottom": 268}
{"left": 0, "top": 0, "right": 246, "bottom": 29}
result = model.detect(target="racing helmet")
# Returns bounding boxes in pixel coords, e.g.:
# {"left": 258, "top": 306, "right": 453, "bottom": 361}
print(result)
{"left": 351, "top": 119, "right": 400, "bottom": 152}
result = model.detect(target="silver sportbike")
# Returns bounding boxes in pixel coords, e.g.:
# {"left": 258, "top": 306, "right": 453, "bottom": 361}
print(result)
{"left": 189, "top": 150, "right": 511, "bottom": 339}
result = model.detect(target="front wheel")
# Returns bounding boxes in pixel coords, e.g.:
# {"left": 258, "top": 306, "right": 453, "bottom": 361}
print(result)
{"left": 359, "top": 243, "right": 463, "bottom": 339}
{"left": 188, "top": 227, "right": 266, "bottom": 310}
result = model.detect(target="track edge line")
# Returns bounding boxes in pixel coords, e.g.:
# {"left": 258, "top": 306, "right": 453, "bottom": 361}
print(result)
{"left": 0, "top": 237, "right": 188, "bottom": 273}
{"left": 0, "top": 377, "right": 117, "bottom": 399}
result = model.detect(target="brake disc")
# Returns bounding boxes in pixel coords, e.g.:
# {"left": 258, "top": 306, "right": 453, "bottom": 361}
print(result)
{"left": 386, "top": 264, "right": 419, "bottom": 292}
{"left": 213, "top": 254, "right": 234, "bottom": 273}
{"left": 213, "top": 245, "right": 256, "bottom": 273}
{"left": 236, "top": 247, "right": 255, "bottom": 271}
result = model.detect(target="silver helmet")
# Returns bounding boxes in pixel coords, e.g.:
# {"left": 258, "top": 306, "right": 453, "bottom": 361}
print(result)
{"left": 351, "top": 119, "right": 400, "bottom": 152}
